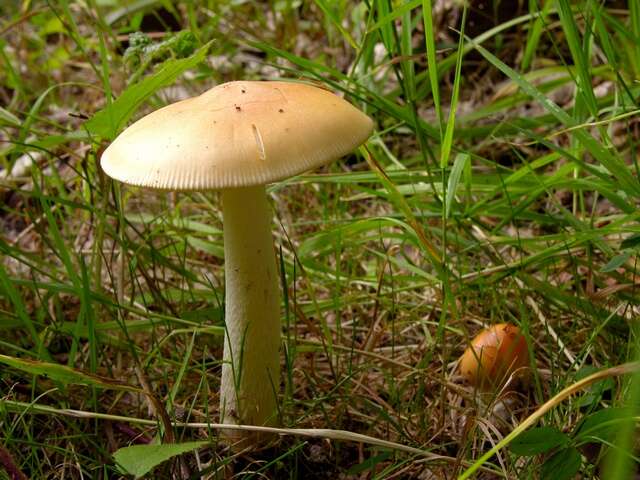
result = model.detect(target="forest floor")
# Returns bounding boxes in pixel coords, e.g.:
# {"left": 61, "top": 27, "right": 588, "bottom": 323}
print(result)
{"left": 1, "top": 1, "right": 639, "bottom": 479}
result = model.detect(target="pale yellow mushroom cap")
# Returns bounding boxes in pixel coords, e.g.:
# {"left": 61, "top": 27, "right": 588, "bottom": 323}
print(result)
{"left": 100, "top": 81, "right": 373, "bottom": 190}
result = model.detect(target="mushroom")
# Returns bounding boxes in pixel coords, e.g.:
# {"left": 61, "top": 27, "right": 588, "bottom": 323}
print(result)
{"left": 459, "top": 323, "right": 530, "bottom": 391}
{"left": 100, "top": 81, "right": 373, "bottom": 441}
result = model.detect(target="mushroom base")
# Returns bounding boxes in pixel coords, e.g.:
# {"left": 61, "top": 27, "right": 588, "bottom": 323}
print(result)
{"left": 219, "top": 185, "right": 281, "bottom": 442}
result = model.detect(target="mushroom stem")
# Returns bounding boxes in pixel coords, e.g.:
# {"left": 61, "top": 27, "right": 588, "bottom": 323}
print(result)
{"left": 220, "top": 185, "right": 281, "bottom": 436}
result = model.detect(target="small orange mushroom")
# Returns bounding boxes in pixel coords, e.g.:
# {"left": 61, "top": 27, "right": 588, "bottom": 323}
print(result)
{"left": 459, "top": 323, "right": 529, "bottom": 390}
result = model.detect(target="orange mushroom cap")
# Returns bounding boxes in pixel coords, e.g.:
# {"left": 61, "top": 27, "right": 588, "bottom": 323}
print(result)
{"left": 459, "top": 323, "right": 530, "bottom": 390}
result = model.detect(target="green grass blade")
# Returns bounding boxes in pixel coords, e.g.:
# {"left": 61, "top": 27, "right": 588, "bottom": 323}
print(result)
{"left": 313, "top": 0, "right": 358, "bottom": 50}
{"left": 445, "top": 153, "right": 469, "bottom": 219}
{"left": 85, "top": 41, "right": 212, "bottom": 139}
{"left": 521, "top": 0, "right": 553, "bottom": 70}
{"left": 421, "top": 0, "right": 442, "bottom": 135}
{"left": 556, "top": 0, "right": 598, "bottom": 116}
{"left": 468, "top": 37, "right": 640, "bottom": 197}
{"left": 440, "top": 7, "right": 467, "bottom": 169}
{"left": 0, "top": 263, "right": 46, "bottom": 358}
{"left": 367, "top": 0, "right": 421, "bottom": 33}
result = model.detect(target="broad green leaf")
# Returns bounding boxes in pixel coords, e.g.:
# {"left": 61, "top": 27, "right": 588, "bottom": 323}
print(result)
{"left": 510, "top": 426, "right": 569, "bottom": 456}
{"left": 575, "top": 366, "right": 616, "bottom": 407}
{"left": 541, "top": 447, "right": 582, "bottom": 480}
{"left": 601, "top": 251, "right": 632, "bottom": 273}
{"left": 85, "top": 41, "right": 212, "bottom": 139}
{"left": 0, "top": 354, "right": 141, "bottom": 393}
{"left": 113, "top": 441, "right": 208, "bottom": 478}
{"left": 621, "top": 234, "right": 640, "bottom": 250}
{"left": 574, "top": 407, "right": 634, "bottom": 442}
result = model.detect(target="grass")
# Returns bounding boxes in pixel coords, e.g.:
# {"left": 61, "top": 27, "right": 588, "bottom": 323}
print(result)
{"left": 1, "top": 0, "right": 639, "bottom": 478}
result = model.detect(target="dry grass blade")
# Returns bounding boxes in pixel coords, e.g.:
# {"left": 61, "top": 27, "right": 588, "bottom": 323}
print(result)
{"left": 3, "top": 398, "right": 505, "bottom": 476}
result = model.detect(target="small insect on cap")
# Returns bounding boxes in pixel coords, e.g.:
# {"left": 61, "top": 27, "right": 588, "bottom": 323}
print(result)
{"left": 100, "top": 81, "right": 374, "bottom": 190}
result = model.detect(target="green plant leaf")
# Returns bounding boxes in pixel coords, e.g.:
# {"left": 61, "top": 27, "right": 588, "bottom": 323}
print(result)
{"left": 601, "top": 251, "right": 632, "bottom": 273}
{"left": 541, "top": 446, "right": 582, "bottom": 480}
{"left": 113, "top": 441, "right": 208, "bottom": 478}
{"left": 621, "top": 234, "right": 640, "bottom": 250}
{"left": 574, "top": 407, "right": 634, "bottom": 443}
{"left": 84, "top": 41, "right": 212, "bottom": 140}
{"left": 510, "top": 426, "right": 569, "bottom": 456}
{"left": 575, "top": 366, "right": 616, "bottom": 407}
